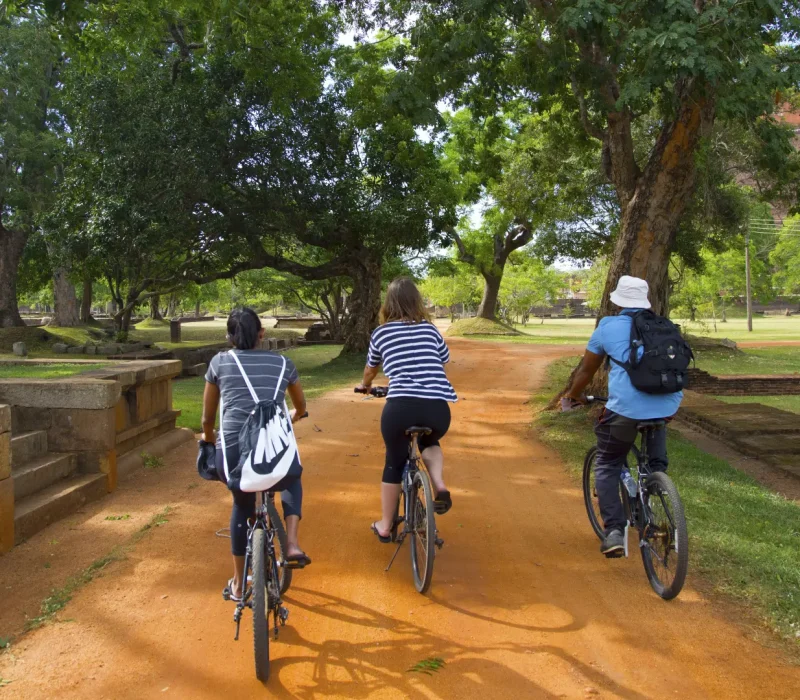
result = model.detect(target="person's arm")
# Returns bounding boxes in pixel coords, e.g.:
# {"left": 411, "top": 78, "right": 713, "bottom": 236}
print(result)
{"left": 201, "top": 381, "right": 220, "bottom": 443}
{"left": 286, "top": 380, "right": 307, "bottom": 423}
{"left": 358, "top": 364, "right": 380, "bottom": 391}
{"left": 564, "top": 349, "right": 606, "bottom": 401}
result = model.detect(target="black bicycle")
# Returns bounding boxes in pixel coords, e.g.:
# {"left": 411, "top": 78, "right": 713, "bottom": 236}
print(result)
{"left": 355, "top": 386, "right": 443, "bottom": 593}
{"left": 581, "top": 396, "right": 689, "bottom": 600}
{"left": 222, "top": 491, "right": 305, "bottom": 682}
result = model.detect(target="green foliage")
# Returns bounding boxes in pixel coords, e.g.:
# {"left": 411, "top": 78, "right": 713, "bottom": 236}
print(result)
{"left": 140, "top": 452, "right": 164, "bottom": 470}
{"left": 498, "top": 256, "right": 562, "bottom": 324}
{"left": 419, "top": 268, "right": 481, "bottom": 318}
{"left": 407, "top": 657, "right": 445, "bottom": 675}
{"left": 445, "top": 317, "right": 520, "bottom": 337}
{"left": 770, "top": 216, "right": 800, "bottom": 295}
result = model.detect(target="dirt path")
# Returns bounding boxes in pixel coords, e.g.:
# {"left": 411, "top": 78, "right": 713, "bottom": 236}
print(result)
{"left": 1, "top": 340, "right": 798, "bottom": 699}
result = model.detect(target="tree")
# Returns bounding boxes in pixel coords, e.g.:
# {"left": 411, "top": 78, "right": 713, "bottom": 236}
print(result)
{"left": 770, "top": 217, "right": 800, "bottom": 297}
{"left": 358, "top": 0, "right": 800, "bottom": 316}
{"left": 0, "top": 16, "right": 61, "bottom": 326}
{"left": 420, "top": 268, "right": 480, "bottom": 321}
{"left": 498, "top": 256, "right": 562, "bottom": 325}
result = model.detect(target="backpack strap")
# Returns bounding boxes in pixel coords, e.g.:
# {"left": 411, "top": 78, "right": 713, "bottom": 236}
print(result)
{"left": 219, "top": 392, "right": 230, "bottom": 481}
{"left": 273, "top": 355, "right": 287, "bottom": 401}
{"left": 228, "top": 350, "right": 260, "bottom": 405}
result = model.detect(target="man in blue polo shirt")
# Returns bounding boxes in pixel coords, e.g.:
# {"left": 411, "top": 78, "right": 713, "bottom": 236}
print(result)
{"left": 562, "top": 276, "right": 683, "bottom": 556}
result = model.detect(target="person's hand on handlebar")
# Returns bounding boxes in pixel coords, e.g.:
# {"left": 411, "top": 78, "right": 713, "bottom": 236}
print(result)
{"left": 355, "top": 383, "right": 371, "bottom": 393}
{"left": 289, "top": 408, "right": 309, "bottom": 423}
{"left": 560, "top": 395, "right": 586, "bottom": 412}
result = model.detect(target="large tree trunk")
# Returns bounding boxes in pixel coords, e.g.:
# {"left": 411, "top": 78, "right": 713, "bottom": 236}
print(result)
{"left": 149, "top": 295, "right": 163, "bottom": 321}
{"left": 599, "top": 93, "right": 716, "bottom": 319}
{"left": 194, "top": 298, "right": 201, "bottom": 317}
{"left": 477, "top": 272, "right": 502, "bottom": 320}
{"left": 341, "top": 253, "right": 382, "bottom": 354}
{"left": 51, "top": 267, "right": 81, "bottom": 327}
{"left": 0, "top": 228, "right": 27, "bottom": 327}
{"left": 80, "top": 274, "right": 93, "bottom": 323}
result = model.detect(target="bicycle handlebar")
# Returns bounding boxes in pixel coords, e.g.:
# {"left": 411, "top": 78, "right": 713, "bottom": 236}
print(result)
{"left": 585, "top": 396, "right": 608, "bottom": 404}
{"left": 354, "top": 386, "right": 388, "bottom": 398}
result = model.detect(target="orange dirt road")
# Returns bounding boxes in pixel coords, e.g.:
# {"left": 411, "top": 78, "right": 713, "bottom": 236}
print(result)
{"left": 1, "top": 340, "right": 798, "bottom": 699}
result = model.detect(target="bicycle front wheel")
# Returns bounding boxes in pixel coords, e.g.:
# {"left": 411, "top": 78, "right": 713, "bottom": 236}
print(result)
{"left": 266, "top": 498, "right": 292, "bottom": 595}
{"left": 409, "top": 470, "right": 436, "bottom": 594}
{"left": 640, "top": 472, "right": 689, "bottom": 600}
{"left": 251, "top": 528, "right": 271, "bottom": 681}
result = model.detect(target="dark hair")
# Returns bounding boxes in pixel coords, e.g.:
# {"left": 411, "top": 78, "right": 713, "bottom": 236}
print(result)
{"left": 227, "top": 307, "right": 262, "bottom": 350}
{"left": 380, "top": 277, "right": 430, "bottom": 324}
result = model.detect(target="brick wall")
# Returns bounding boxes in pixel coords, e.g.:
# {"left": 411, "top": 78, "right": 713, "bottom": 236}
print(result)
{"left": 688, "top": 368, "right": 800, "bottom": 395}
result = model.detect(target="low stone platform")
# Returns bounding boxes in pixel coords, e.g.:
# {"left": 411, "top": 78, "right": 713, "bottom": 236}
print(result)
{"left": 688, "top": 368, "right": 800, "bottom": 395}
{"left": 678, "top": 392, "right": 800, "bottom": 479}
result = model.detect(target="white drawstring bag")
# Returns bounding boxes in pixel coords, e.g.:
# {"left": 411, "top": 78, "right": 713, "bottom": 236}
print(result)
{"left": 220, "top": 352, "right": 302, "bottom": 492}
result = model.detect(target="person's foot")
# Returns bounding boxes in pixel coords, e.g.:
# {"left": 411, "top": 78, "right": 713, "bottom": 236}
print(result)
{"left": 600, "top": 528, "right": 625, "bottom": 557}
{"left": 371, "top": 521, "right": 392, "bottom": 543}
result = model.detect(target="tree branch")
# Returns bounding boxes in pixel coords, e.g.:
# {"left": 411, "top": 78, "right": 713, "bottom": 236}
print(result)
{"left": 570, "top": 76, "right": 606, "bottom": 141}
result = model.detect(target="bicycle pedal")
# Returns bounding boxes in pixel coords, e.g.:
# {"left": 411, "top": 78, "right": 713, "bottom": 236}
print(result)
{"left": 279, "top": 607, "right": 289, "bottom": 625}
{"left": 435, "top": 537, "right": 444, "bottom": 549}
{"left": 285, "top": 561, "right": 306, "bottom": 570}
{"left": 222, "top": 590, "right": 231, "bottom": 601}
{"left": 604, "top": 550, "right": 625, "bottom": 559}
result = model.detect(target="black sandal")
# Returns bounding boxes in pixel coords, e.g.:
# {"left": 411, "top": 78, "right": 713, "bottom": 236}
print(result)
{"left": 434, "top": 490, "right": 452, "bottom": 515}
{"left": 371, "top": 521, "right": 392, "bottom": 543}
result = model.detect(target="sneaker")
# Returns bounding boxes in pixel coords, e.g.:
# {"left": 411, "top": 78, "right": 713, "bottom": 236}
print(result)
{"left": 600, "top": 529, "right": 625, "bottom": 556}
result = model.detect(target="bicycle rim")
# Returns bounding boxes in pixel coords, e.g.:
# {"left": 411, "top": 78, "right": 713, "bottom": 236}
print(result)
{"left": 251, "top": 529, "right": 270, "bottom": 681}
{"left": 640, "top": 472, "right": 689, "bottom": 600}
{"left": 583, "top": 448, "right": 633, "bottom": 540}
{"left": 409, "top": 470, "right": 436, "bottom": 594}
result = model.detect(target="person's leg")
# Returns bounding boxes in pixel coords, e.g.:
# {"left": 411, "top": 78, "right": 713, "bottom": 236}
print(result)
{"left": 646, "top": 426, "right": 669, "bottom": 473}
{"left": 376, "top": 400, "right": 408, "bottom": 537}
{"left": 594, "top": 413, "right": 637, "bottom": 535}
{"left": 280, "top": 478, "right": 305, "bottom": 559}
{"left": 230, "top": 489, "right": 256, "bottom": 597}
{"left": 421, "top": 445, "right": 445, "bottom": 492}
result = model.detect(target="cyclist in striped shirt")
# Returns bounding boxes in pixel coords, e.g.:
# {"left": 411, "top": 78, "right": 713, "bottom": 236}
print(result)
{"left": 357, "top": 277, "right": 457, "bottom": 543}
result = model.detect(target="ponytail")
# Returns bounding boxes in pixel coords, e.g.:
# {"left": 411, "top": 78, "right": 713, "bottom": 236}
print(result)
{"left": 227, "top": 308, "right": 262, "bottom": 350}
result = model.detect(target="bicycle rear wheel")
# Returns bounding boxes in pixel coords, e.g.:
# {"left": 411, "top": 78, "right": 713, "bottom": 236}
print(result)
{"left": 251, "top": 528, "right": 271, "bottom": 681}
{"left": 266, "top": 498, "right": 292, "bottom": 595}
{"left": 410, "top": 469, "right": 436, "bottom": 594}
{"left": 583, "top": 446, "right": 635, "bottom": 540}
{"left": 640, "top": 472, "right": 689, "bottom": 600}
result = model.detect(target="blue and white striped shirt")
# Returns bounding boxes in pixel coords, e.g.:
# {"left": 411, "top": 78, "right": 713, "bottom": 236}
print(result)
{"left": 367, "top": 321, "right": 457, "bottom": 402}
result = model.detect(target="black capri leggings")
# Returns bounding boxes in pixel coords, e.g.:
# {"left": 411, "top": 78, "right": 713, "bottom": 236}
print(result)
{"left": 380, "top": 398, "right": 451, "bottom": 484}
{"left": 215, "top": 445, "right": 302, "bottom": 557}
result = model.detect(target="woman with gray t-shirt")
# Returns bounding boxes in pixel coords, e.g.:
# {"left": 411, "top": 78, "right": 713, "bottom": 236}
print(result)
{"left": 201, "top": 308, "right": 310, "bottom": 602}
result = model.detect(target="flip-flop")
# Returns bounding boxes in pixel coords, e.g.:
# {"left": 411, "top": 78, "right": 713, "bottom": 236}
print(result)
{"left": 371, "top": 521, "right": 392, "bottom": 544}
{"left": 285, "top": 552, "right": 312, "bottom": 568}
{"left": 434, "top": 490, "right": 452, "bottom": 515}
{"left": 223, "top": 577, "right": 243, "bottom": 603}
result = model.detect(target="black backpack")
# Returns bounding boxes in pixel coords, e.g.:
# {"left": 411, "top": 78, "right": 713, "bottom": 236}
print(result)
{"left": 609, "top": 310, "right": 693, "bottom": 394}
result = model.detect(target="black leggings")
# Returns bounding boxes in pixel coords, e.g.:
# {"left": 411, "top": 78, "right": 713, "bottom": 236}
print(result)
{"left": 215, "top": 446, "right": 302, "bottom": 557}
{"left": 380, "top": 398, "right": 451, "bottom": 484}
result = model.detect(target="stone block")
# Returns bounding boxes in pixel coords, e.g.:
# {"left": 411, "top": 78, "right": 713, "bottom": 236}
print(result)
{"left": 0, "top": 477, "right": 13, "bottom": 554}
{"left": 276, "top": 339, "right": 287, "bottom": 349}
{"left": 12, "top": 342, "right": 27, "bottom": 357}
{"left": 0, "top": 404, "right": 9, "bottom": 434}
{"left": 67, "top": 346, "right": 85, "bottom": 354}
{"left": 184, "top": 363, "right": 207, "bottom": 377}
{"left": 268, "top": 338, "right": 278, "bottom": 351}
{"left": 85, "top": 345, "right": 97, "bottom": 355}
{"left": 98, "top": 344, "right": 120, "bottom": 355}
{"left": 52, "top": 343, "right": 69, "bottom": 354}
{"left": 0, "top": 432, "right": 9, "bottom": 481}
{"left": 0, "top": 379, "right": 120, "bottom": 410}
{"left": 45, "top": 407, "right": 116, "bottom": 453}
{"left": 77, "top": 449, "right": 117, "bottom": 492}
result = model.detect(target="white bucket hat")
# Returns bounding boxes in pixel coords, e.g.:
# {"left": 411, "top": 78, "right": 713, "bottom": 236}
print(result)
{"left": 610, "top": 275, "right": 651, "bottom": 309}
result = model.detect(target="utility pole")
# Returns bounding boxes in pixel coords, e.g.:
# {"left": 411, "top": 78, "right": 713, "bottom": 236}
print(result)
{"left": 745, "top": 227, "right": 753, "bottom": 333}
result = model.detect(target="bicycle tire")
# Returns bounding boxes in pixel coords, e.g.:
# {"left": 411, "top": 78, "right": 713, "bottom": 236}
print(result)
{"left": 266, "top": 498, "right": 293, "bottom": 595}
{"left": 410, "top": 469, "right": 436, "bottom": 594}
{"left": 640, "top": 472, "right": 689, "bottom": 600}
{"left": 251, "top": 528, "right": 271, "bottom": 682}
{"left": 583, "top": 446, "right": 634, "bottom": 540}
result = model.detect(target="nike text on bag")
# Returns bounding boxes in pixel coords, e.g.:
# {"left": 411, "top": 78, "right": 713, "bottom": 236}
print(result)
{"left": 220, "top": 352, "right": 302, "bottom": 493}
{"left": 610, "top": 310, "right": 693, "bottom": 394}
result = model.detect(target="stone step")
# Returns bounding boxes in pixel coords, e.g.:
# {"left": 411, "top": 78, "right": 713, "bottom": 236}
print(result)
{"left": 10, "top": 430, "right": 48, "bottom": 466}
{"left": 14, "top": 473, "right": 107, "bottom": 545}
{"left": 12, "top": 453, "right": 77, "bottom": 501}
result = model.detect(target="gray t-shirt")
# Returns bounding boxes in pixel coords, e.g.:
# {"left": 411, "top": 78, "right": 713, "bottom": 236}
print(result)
{"left": 205, "top": 349, "right": 299, "bottom": 450}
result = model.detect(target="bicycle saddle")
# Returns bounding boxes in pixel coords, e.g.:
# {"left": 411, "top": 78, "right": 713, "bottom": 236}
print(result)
{"left": 637, "top": 420, "right": 666, "bottom": 431}
{"left": 406, "top": 425, "right": 433, "bottom": 436}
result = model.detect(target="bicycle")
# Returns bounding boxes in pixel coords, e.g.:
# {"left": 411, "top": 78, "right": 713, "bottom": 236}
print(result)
{"left": 580, "top": 396, "right": 689, "bottom": 600}
{"left": 355, "top": 386, "right": 444, "bottom": 593}
{"left": 222, "top": 490, "right": 306, "bottom": 681}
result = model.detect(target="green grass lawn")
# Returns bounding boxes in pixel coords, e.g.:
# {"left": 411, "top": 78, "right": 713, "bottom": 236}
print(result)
{"left": 173, "top": 345, "right": 365, "bottom": 432}
{"left": 695, "top": 347, "right": 799, "bottom": 376}
{"left": 716, "top": 395, "right": 800, "bottom": 416}
{"left": 0, "top": 363, "right": 108, "bottom": 379}
{"left": 534, "top": 356, "right": 800, "bottom": 649}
